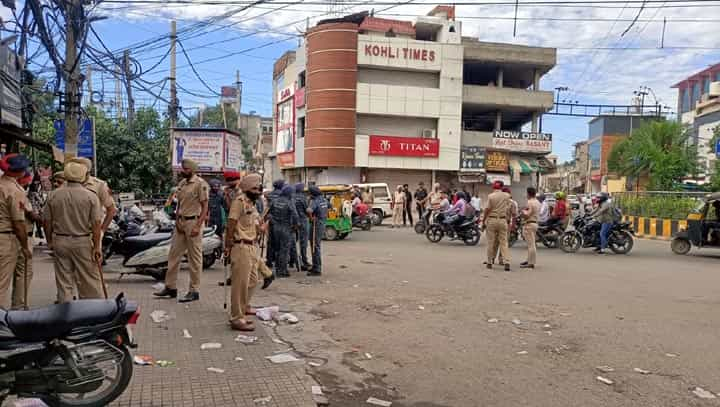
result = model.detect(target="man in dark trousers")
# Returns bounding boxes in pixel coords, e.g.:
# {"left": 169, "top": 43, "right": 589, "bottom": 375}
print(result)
{"left": 208, "top": 179, "right": 225, "bottom": 237}
{"left": 289, "top": 183, "right": 311, "bottom": 271}
{"left": 267, "top": 185, "right": 297, "bottom": 278}
{"left": 265, "top": 179, "right": 285, "bottom": 270}
{"left": 307, "top": 186, "right": 328, "bottom": 276}
{"left": 414, "top": 182, "right": 428, "bottom": 222}
{"left": 402, "top": 184, "right": 413, "bottom": 227}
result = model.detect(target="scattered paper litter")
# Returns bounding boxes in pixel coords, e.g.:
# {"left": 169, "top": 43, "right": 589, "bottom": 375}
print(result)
{"left": 235, "top": 357, "right": 244, "bottom": 361}
{"left": 151, "top": 282, "right": 165, "bottom": 290}
{"left": 200, "top": 342, "right": 222, "bottom": 350}
{"left": 512, "top": 300, "right": 520, "bottom": 304}
{"left": 353, "top": 284, "right": 360, "bottom": 288}
{"left": 516, "top": 351, "right": 528, "bottom": 355}
{"left": 133, "top": 355, "right": 153, "bottom": 366}
{"left": 272, "top": 338, "right": 286, "bottom": 345}
{"left": 308, "top": 361, "right": 322, "bottom": 367}
{"left": 206, "top": 367, "right": 225, "bottom": 373}
{"left": 277, "top": 313, "right": 299, "bottom": 324}
{"left": 487, "top": 318, "right": 499, "bottom": 323}
{"left": 321, "top": 300, "right": 330, "bottom": 304}
{"left": 559, "top": 312, "right": 572, "bottom": 317}
{"left": 693, "top": 387, "right": 716, "bottom": 399}
{"left": 511, "top": 319, "right": 522, "bottom": 325}
{"left": 253, "top": 396, "right": 272, "bottom": 404}
{"left": 12, "top": 399, "right": 48, "bottom": 407}
{"left": 266, "top": 353, "right": 300, "bottom": 364}
{"left": 543, "top": 324, "right": 552, "bottom": 329}
{"left": 235, "top": 334, "right": 259, "bottom": 344}
{"left": 156, "top": 360, "right": 174, "bottom": 367}
{"left": 256, "top": 306, "right": 280, "bottom": 321}
{"left": 401, "top": 280, "right": 409, "bottom": 284}
{"left": 149, "top": 310, "right": 171, "bottom": 324}
{"left": 417, "top": 305, "right": 425, "bottom": 310}
{"left": 364, "top": 353, "right": 373, "bottom": 360}
{"left": 665, "top": 353, "right": 678, "bottom": 358}
{"left": 182, "top": 329, "right": 192, "bottom": 339}
{"left": 596, "top": 366, "right": 615, "bottom": 373}
{"left": 633, "top": 368, "right": 651, "bottom": 375}
{"left": 312, "top": 386, "right": 324, "bottom": 395}
{"left": 366, "top": 397, "right": 392, "bottom": 406}
{"left": 596, "top": 376, "right": 614, "bottom": 385}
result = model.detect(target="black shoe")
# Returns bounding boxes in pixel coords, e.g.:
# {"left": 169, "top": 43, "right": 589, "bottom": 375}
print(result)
{"left": 486, "top": 263, "right": 493, "bottom": 269}
{"left": 307, "top": 271, "right": 322, "bottom": 277}
{"left": 520, "top": 263, "right": 534, "bottom": 269}
{"left": 593, "top": 247, "right": 601, "bottom": 253}
{"left": 300, "top": 265, "right": 312, "bottom": 272}
{"left": 504, "top": 264, "right": 511, "bottom": 272}
{"left": 597, "top": 250, "right": 608, "bottom": 255}
{"left": 178, "top": 291, "right": 199, "bottom": 303}
{"left": 262, "top": 276, "right": 275, "bottom": 290}
{"left": 520, "top": 261, "right": 528, "bottom": 266}
{"left": 153, "top": 287, "right": 178, "bottom": 298}
{"left": 218, "top": 278, "right": 232, "bottom": 286}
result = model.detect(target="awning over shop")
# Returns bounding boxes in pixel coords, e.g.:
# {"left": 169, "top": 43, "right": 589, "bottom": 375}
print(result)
{"left": 509, "top": 157, "right": 553, "bottom": 175}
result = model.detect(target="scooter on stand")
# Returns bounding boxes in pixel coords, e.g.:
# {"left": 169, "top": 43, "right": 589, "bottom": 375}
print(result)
{"left": 121, "top": 227, "right": 223, "bottom": 281}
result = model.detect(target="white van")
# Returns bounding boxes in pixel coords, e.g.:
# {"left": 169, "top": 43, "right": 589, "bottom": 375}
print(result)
{"left": 354, "top": 183, "right": 392, "bottom": 226}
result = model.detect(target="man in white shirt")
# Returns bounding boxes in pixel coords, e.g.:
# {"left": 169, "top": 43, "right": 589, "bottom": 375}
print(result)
{"left": 538, "top": 194, "right": 550, "bottom": 224}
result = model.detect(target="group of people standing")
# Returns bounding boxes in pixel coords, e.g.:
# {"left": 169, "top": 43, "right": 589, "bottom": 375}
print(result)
{"left": 0, "top": 153, "right": 117, "bottom": 310}
{"left": 153, "top": 158, "right": 328, "bottom": 332}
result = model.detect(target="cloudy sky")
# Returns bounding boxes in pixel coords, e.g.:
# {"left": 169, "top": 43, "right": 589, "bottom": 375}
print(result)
{"left": 7, "top": 0, "right": 720, "bottom": 160}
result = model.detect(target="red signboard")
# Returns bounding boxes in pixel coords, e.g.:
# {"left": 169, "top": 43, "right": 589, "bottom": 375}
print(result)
{"left": 294, "top": 87, "right": 306, "bottom": 108}
{"left": 277, "top": 152, "right": 295, "bottom": 168}
{"left": 369, "top": 135, "right": 439, "bottom": 157}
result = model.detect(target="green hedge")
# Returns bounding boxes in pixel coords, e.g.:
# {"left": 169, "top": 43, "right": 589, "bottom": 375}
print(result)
{"left": 614, "top": 195, "right": 699, "bottom": 219}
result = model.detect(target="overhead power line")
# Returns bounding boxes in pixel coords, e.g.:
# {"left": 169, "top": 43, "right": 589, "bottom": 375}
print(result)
{"left": 97, "top": 0, "right": 720, "bottom": 5}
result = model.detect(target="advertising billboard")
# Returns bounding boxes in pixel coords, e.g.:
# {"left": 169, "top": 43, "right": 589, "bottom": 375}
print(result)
{"left": 224, "top": 133, "right": 244, "bottom": 170}
{"left": 492, "top": 130, "right": 552, "bottom": 153}
{"left": 172, "top": 130, "right": 224, "bottom": 172}
{"left": 368, "top": 135, "right": 439, "bottom": 157}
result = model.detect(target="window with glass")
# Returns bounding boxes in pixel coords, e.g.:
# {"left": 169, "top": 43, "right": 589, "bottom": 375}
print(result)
{"left": 589, "top": 141, "right": 601, "bottom": 170}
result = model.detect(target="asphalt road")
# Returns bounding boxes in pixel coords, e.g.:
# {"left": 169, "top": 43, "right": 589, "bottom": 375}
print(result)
{"left": 265, "top": 226, "right": 720, "bottom": 407}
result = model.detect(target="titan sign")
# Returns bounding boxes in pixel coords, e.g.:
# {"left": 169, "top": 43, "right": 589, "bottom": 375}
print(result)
{"left": 363, "top": 45, "right": 436, "bottom": 62}
{"left": 492, "top": 130, "right": 552, "bottom": 153}
{"left": 369, "top": 135, "right": 439, "bottom": 157}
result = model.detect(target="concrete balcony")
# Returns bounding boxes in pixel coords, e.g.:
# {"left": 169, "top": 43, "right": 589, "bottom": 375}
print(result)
{"left": 462, "top": 39, "right": 557, "bottom": 73}
{"left": 462, "top": 85, "right": 554, "bottom": 112}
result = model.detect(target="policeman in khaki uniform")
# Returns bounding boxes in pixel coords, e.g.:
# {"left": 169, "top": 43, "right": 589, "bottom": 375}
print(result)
{"left": 482, "top": 180, "right": 512, "bottom": 272}
{"left": 53, "top": 171, "right": 65, "bottom": 188}
{"left": 154, "top": 159, "right": 209, "bottom": 303}
{"left": 0, "top": 155, "right": 32, "bottom": 309}
{"left": 12, "top": 171, "right": 36, "bottom": 309}
{"left": 67, "top": 157, "right": 117, "bottom": 232}
{"left": 44, "top": 162, "right": 104, "bottom": 301}
{"left": 224, "top": 173, "right": 264, "bottom": 331}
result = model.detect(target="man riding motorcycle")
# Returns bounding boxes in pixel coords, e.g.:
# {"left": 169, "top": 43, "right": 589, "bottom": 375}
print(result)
{"left": 590, "top": 192, "right": 614, "bottom": 254}
{"left": 546, "top": 191, "right": 568, "bottom": 229}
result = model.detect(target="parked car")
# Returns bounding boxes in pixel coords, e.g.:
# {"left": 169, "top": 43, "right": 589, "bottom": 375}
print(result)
{"left": 354, "top": 183, "right": 392, "bottom": 226}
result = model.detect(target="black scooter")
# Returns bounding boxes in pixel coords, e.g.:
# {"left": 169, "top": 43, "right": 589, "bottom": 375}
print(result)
{"left": 0, "top": 294, "right": 139, "bottom": 407}
{"left": 352, "top": 213, "right": 372, "bottom": 231}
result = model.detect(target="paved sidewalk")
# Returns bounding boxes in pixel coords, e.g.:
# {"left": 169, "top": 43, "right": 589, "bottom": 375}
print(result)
{"left": 28, "top": 250, "right": 317, "bottom": 407}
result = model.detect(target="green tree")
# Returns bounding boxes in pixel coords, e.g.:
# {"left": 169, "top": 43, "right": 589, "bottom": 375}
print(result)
{"left": 708, "top": 126, "right": 720, "bottom": 192}
{"left": 607, "top": 120, "right": 698, "bottom": 191}
{"left": 187, "top": 104, "right": 254, "bottom": 166}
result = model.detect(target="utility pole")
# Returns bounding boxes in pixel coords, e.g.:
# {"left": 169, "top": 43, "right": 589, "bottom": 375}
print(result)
{"left": 123, "top": 49, "right": 135, "bottom": 127}
{"left": 236, "top": 70, "right": 242, "bottom": 131}
{"left": 169, "top": 20, "right": 178, "bottom": 129}
{"left": 115, "top": 63, "right": 123, "bottom": 119}
{"left": 64, "top": 0, "right": 81, "bottom": 158}
{"left": 86, "top": 65, "right": 93, "bottom": 108}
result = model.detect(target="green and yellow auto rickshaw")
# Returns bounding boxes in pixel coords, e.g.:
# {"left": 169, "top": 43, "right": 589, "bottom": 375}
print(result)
{"left": 671, "top": 192, "right": 720, "bottom": 255}
{"left": 311, "top": 184, "right": 353, "bottom": 241}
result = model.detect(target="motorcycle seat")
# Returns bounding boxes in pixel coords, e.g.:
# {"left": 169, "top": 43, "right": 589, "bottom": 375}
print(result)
{"left": 124, "top": 232, "right": 172, "bottom": 248}
{"left": 2, "top": 300, "right": 119, "bottom": 341}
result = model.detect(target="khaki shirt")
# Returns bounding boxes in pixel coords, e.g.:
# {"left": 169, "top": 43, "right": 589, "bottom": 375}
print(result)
{"left": 524, "top": 198, "right": 541, "bottom": 223}
{"left": 84, "top": 176, "right": 115, "bottom": 209}
{"left": 0, "top": 176, "right": 27, "bottom": 232}
{"left": 176, "top": 175, "right": 209, "bottom": 217}
{"left": 44, "top": 183, "right": 102, "bottom": 236}
{"left": 486, "top": 190, "right": 511, "bottom": 218}
{"left": 228, "top": 192, "right": 259, "bottom": 242}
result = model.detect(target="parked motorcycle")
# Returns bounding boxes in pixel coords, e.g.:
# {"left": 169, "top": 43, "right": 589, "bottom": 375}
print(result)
{"left": 559, "top": 214, "right": 635, "bottom": 254}
{"left": 425, "top": 213, "right": 481, "bottom": 246}
{"left": 103, "top": 219, "right": 168, "bottom": 263}
{"left": 0, "top": 293, "right": 139, "bottom": 407}
{"left": 508, "top": 217, "right": 564, "bottom": 248}
{"left": 122, "top": 227, "right": 223, "bottom": 281}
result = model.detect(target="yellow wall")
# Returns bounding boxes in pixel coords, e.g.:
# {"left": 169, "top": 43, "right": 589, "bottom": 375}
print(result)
{"left": 606, "top": 177, "right": 626, "bottom": 193}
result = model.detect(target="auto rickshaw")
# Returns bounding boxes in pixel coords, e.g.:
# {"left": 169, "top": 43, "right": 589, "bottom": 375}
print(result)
{"left": 309, "top": 184, "right": 353, "bottom": 241}
{"left": 671, "top": 192, "right": 720, "bottom": 255}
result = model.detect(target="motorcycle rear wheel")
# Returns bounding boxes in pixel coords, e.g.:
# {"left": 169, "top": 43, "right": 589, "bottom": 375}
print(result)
{"left": 463, "top": 226, "right": 481, "bottom": 246}
{"left": 609, "top": 231, "right": 634, "bottom": 254}
{"left": 43, "top": 346, "right": 133, "bottom": 407}
{"left": 414, "top": 221, "right": 426, "bottom": 234}
{"left": 508, "top": 231, "right": 518, "bottom": 248}
{"left": 559, "top": 232, "right": 581, "bottom": 253}
{"left": 425, "top": 225, "right": 444, "bottom": 243}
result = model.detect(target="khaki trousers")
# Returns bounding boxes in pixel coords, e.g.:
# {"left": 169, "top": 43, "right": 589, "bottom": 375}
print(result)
{"left": 54, "top": 236, "right": 103, "bottom": 302}
{"left": 12, "top": 246, "right": 32, "bottom": 309}
{"left": 486, "top": 218, "right": 510, "bottom": 264}
{"left": 0, "top": 234, "right": 19, "bottom": 309}
{"left": 229, "top": 244, "right": 259, "bottom": 322}
{"left": 523, "top": 222, "right": 538, "bottom": 266}
{"left": 166, "top": 219, "right": 203, "bottom": 291}
{"left": 392, "top": 206, "right": 404, "bottom": 226}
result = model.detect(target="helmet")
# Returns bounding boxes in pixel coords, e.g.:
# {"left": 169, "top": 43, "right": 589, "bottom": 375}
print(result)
{"left": 555, "top": 191, "right": 566, "bottom": 200}
{"left": 597, "top": 192, "right": 610, "bottom": 202}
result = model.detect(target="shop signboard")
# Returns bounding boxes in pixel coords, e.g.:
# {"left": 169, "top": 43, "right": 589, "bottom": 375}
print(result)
{"left": 172, "top": 130, "right": 224, "bottom": 172}
{"left": 368, "top": 135, "right": 439, "bottom": 157}
{"left": 486, "top": 173, "right": 511, "bottom": 186}
{"left": 492, "top": 130, "right": 552, "bottom": 153}
{"left": 224, "top": 132, "right": 244, "bottom": 170}
{"left": 485, "top": 150, "right": 509, "bottom": 172}
{"left": 277, "top": 152, "right": 295, "bottom": 168}
{"left": 716, "top": 138, "right": 720, "bottom": 158}
{"left": 54, "top": 119, "right": 95, "bottom": 158}
{"left": 460, "top": 146, "right": 485, "bottom": 172}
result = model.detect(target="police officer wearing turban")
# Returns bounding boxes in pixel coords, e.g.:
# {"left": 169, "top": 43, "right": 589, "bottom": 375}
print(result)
{"left": 155, "top": 158, "right": 209, "bottom": 302}
{"left": 0, "top": 154, "right": 32, "bottom": 308}
{"left": 66, "top": 157, "right": 117, "bottom": 233}
{"left": 224, "top": 173, "right": 265, "bottom": 331}
{"left": 44, "top": 160, "right": 105, "bottom": 301}
{"left": 267, "top": 184, "right": 297, "bottom": 278}
{"left": 307, "top": 186, "right": 328, "bottom": 276}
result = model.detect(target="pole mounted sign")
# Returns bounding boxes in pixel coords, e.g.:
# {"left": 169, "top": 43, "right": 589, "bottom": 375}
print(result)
{"left": 492, "top": 130, "right": 552, "bottom": 153}
{"left": 369, "top": 135, "right": 439, "bottom": 157}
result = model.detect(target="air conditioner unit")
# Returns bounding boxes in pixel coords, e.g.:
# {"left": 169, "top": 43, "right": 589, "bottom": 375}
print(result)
{"left": 422, "top": 129, "right": 436, "bottom": 138}
{"left": 710, "top": 82, "right": 720, "bottom": 97}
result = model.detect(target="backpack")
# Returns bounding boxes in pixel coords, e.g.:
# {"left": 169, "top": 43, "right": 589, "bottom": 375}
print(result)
{"left": 611, "top": 204, "right": 623, "bottom": 222}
